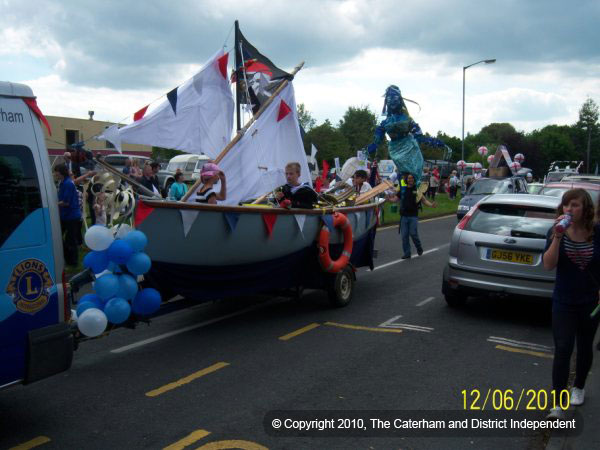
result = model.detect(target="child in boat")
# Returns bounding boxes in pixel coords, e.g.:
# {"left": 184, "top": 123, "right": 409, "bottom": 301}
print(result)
{"left": 347, "top": 169, "right": 372, "bottom": 194}
{"left": 194, "top": 162, "right": 226, "bottom": 204}
{"left": 275, "top": 162, "right": 318, "bottom": 209}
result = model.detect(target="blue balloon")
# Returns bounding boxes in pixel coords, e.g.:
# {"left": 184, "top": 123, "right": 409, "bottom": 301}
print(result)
{"left": 107, "top": 239, "right": 134, "bottom": 265}
{"left": 95, "top": 273, "right": 120, "bottom": 300}
{"left": 83, "top": 250, "right": 109, "bottom": 274}
{"left": 126, "top": 252, "right": 151, "bottom": 276}
{"left": 117, "top": 274, "right": 138, "bottom": 300}
{"left": 108, "top": 262, "right": 123, "bottom": 274}
{"left": 123, "top": 230, "right": 148, "bottom": 253}
{"left": 132, "top": 288, "right": 161, "bottom": 315}
{"left": 76, "top": 294, "right": 103, "bottom": 316}
{"left": 104, "top": 297, "right": 131, "bottom": 324}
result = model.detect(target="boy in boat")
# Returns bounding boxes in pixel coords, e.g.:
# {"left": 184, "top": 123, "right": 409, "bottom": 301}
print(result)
{"left": 347, "top": 169, "right": 372, "bottom": 194}
{"left": 275, "top": 162, "right": 318, "bottom": 209}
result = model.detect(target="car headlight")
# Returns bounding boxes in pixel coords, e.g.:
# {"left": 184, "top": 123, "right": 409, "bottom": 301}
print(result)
{"left": 458, "top": 205, "right": 471, "bottom": 212}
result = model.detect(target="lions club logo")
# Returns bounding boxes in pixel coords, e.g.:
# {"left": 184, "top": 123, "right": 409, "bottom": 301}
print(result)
{"left": 6, "top": 259, "right": 53, "bottom": 314}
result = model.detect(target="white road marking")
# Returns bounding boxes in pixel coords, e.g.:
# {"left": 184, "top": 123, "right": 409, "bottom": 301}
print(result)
{"left": 416, "top": 296, "right": 435, "bottom": 307}
{"left": 378, "top": 315, "right": 403, "bottom": 327}
{"left": 373, "top": 243, "right": 449, "bottom": 271}
{"left": 378, "top": 214, "right": 455, "bottom": 231}
{"left": 487, "top": 336, "right": 553, "bottom": 352}
{"left": 378, "top": 315, "right": 434, "bottom": 333}
{"left": 111, "top": 299, "right": 281, "bottom": 353}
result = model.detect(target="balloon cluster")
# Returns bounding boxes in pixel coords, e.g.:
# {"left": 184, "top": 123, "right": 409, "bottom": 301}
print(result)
{"left": 477, "top": 146, "right": 488, "bottom": 156}
{"left": 76, "top": 225, "right": 161, "bottom": 337}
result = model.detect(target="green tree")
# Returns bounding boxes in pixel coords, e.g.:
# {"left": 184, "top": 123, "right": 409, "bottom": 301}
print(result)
{"left": 576, "top": 98, "right": 599, "bottom": 172}
{"left": 305, "top": 119, "right": 350, "bottom": 164}
{"left": 152, "top": 147, "right": 184, "bottom": 162}
{"left": 338, "top": 106, "right": 381, "bottom": 156}
{"left": 297, "top": 103, "right": 316, "bottom": 131}
{"left": 530, "top": 125, "right": 578, "bottom": 166}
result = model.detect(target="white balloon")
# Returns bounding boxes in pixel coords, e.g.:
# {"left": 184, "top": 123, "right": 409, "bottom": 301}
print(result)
{"left": 114, "top": 224, "right": 133, "bottom": 239}
{"left": 84, "top": 225, "right": 114, "bottom": 251}
{"left": 77, "top": 308, "right": 108, "bottom": 337}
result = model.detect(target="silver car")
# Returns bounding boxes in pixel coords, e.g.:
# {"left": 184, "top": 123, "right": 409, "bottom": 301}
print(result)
{"left": 442, "top": 194, "right": 560, "bottom": 307}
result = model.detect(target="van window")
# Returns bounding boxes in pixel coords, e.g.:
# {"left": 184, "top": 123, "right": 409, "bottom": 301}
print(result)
{"left": 0, "top": 145, "right": 43, "bottom": 247}
{"left": 104, "top": 155, "right": 126, "bottom": 167}
{"left": 195, "top": 160, "right": 207, "bottom": 171}
{"left": 185, "top": 161, "right": 196, "bottom": 172}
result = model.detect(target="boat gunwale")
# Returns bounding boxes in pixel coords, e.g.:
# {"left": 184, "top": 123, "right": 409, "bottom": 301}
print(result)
{"left": 141, "top": 198, "right": 385, "bottom": 216}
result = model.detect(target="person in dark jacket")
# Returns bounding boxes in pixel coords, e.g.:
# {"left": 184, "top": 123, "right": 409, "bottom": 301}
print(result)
{"left": 54, "top": 163, "right": 82, "bottom": 265}
{"left": 275, "top": 162, "right": 318, "bottom": 209}
{"left": 543, "top": 188, "right": 600, "bottom": 418}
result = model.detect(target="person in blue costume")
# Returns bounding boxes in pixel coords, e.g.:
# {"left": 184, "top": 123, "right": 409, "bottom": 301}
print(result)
{"left": 367, "top": 85, "right": 425, "bottom": 186}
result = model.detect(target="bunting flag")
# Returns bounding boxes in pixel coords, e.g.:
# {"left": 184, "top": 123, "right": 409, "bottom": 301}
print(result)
{"left": 277, "top": 99, "right": 291, "bottom": 122}
{"left": 217, "top": 53, "right": 229, "bottom": 79}
{"left": 224, "top": 212, "right": 241, "bottom": 232}
{"left": 262, "top": 213, "right": 278, "bottom": 237}
{"left": 314, "top": 177, "right": 322, "bottom": 193}
{"left": 134, "top": 200, "right": 155, "bottom": 227}
{"left": 111, "top": 50, "right": 234, "bottom": 159}
{"left": 321, "top": 214, "right": 334, "bottom": 233}
{"left": 322, "top": 159, "right": 330, "bottom": 182}
{"left": 22, "top": 98, "right": 51, "bottom": 136}
{"left": 133, "top": 105, "right": 149, "bottom": 121}
{"left": 167, "top": 87, "right": 178, "bottom": 115}
{"left": 294, "top": 214, "right": 306, "bottom": 233}
{"left": 180, "top": 210, "right": 199, "bottom": 237}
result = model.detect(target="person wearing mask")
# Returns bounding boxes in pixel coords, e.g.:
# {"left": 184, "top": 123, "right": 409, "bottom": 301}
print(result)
{"left": 543, "top": 188, "right": 600, "bottom": 418}
{"left": 169, "top": 172, "right": 188, "bottom": 201}
{"left": 54, "top": 163, "right": 82, "bottom": 265}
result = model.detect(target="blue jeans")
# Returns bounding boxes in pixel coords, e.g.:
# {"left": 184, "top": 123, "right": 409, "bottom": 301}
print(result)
{"left": 400, "top": 215, "right": 422, "bottom": 257}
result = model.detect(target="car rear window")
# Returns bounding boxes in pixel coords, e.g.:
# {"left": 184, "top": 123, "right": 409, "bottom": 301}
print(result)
{"left": 466, "top": 204, "right": 555, "bottom": 239}
{"left": 540, "top": 187, "right": 599, "bottom": 204}
{"left": 468, "top": 179, "right": 509, "bottom": 195}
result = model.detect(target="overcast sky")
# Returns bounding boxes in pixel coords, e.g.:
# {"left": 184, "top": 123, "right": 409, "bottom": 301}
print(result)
{"left": 3, "top": 0, "right": 600, "bottom": 140}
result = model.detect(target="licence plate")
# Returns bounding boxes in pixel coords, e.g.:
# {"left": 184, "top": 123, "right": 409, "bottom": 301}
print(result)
{"left": 486, "top": 248, "right": 534, "bottom": 265}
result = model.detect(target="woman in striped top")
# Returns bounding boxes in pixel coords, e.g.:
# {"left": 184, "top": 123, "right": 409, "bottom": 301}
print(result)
{"left": 543, "top": 188, "right": 600, "bottom": 417}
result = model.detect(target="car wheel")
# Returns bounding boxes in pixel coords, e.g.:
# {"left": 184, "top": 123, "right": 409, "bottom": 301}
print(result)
{"left": 327, "top": 265, "right": 354, "bottom": 307}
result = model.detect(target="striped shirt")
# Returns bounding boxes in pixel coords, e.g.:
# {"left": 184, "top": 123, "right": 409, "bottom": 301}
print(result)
{"left": 195, "top": 187, "right": 215, "bottom": 203}
{"left": 563, "top": 235, "right": 594, "bottom": 270}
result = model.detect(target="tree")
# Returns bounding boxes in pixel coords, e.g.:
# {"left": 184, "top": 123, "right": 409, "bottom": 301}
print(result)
{"left": 529, "top": 125, "right": 578, "bottom": 168}
{"left": 152, "top": 147, "right": 184, "bottom": 162}
{"left": 576, "top": 98, "right": 599, "bottom": 172}
{"left": 305, "top": 119, "right": 350, "bottom": 164}
{"left": 337, "top": 106, "right": 379, "bottom": 156}
{"left": 297, "top": 103, "right": 316, "bottom": 131}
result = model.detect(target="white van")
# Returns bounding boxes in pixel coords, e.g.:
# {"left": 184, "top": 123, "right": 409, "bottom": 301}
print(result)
{"left": 0, "top": 81, "right": 73, "bottom": 387}
{"left": 167, "top": 154, "right": 210, "bottom": 182}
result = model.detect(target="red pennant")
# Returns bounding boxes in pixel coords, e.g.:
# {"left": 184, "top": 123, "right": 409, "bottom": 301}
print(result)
{"left": 217, "top": 53, "right": 229, "bottom": 79}
{"left": 133, "top": 105, "right": 149, "bottom": 122}
{"left": 314, "top": 177, "right": 322, "bottom": 193}
{"left": 322, "top": 160, "right": 330, "bottom": 182}
{"left": 134, "top": 200, "right": 155, "bottom": 227}
{"left": 262, "top": 213, "right": 278, "bottom": 238}
{"left": 277, "top": 100, "right": 291, "bottom": 122}
{"left": 23, "top": 98, "right": 51, "bottom": 136}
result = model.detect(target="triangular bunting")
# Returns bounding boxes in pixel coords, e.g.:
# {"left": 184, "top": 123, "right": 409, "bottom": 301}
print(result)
{"left": 180, "top": 210, "right": 199, "bottom": 237}
{"left": 134, "top": 200, "right": 154, "bottom": 227}
{"left": 23, "top": 98, "right": 51, "bottom": 136}
{"left": 224, "top": 212, "right": 240, "bottom": 233}
{"left": 167, "top": 87, "right": 178, "bottom": 115}
{"left": 217, "top": 53, "right": 229, "bottom": 79}
{"left": 321, "top": 214, "right": 334, "bottom": 232}
{"left": 294, "top": 214, "right": 306, "bottom": 232}
{"left": 262, "top": 213, "right": 278, "bottom": 237}
{"left": 277, "top": 99, "right": 291, "bottom": 122}
{"left": 133, "top": 105, "right": 149, "bottom": 121}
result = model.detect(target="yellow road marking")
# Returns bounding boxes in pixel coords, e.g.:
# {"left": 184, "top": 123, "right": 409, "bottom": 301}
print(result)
{"left": 324, "top": 321, "right": 403, "bottom": 334}
{"left": 146, "top": 362, "right": 230, "bottom": 397}
{"left": 279, "top": 323, "right": 321, "bottom": 341}
{"left": 164, "top": 429, "right": 211, "bottom": 450}
{"left": 196, "top": 440, "right": 268, "bottom": 450}
{"left": 495, "top": 344, "right": 553, "bottom": 359}
{"left": 9, "top": 436, "right": 51, "bottom": 450}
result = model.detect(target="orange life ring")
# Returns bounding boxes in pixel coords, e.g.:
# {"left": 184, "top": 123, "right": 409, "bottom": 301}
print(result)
{"left": 318, "top": 212, "right": 353, "bottom": 273}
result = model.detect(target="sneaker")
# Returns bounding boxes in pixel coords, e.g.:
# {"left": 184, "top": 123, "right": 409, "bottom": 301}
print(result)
{"left": 401, "top": 255, "right": 411, "bottom": 260}
{"left": 417, "top": 249, "right": 423, "bottom": 256}
{"left": 570, "top": 387, "right": 585, "bottom": 406}
{"left": 546, "top": 407, "right": 565, "bottom": 420}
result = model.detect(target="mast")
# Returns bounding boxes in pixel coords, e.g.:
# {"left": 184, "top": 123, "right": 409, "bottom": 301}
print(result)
{"left": 234, "top": 20, "right": 242, "bottom": 131}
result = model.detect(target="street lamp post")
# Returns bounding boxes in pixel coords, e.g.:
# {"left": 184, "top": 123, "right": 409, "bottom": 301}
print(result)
{"left": 461, "top": 59, "right": 496, "bottom": 162}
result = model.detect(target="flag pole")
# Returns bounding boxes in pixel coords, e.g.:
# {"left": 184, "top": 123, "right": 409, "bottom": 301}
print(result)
{"left": 181, "top": 60, "right": 305, "bottom": 202}
{"left": 234, "top": 20, "right": 242, "bottom": 132}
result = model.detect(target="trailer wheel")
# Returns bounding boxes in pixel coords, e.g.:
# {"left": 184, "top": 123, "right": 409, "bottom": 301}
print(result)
{"left": 327, "top": 265, "right": 354, "bottom": 307}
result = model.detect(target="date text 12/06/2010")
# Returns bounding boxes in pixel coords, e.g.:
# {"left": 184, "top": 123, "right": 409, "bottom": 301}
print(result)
{"left": 462, "top": 389, "right": 569, "bottom": 411}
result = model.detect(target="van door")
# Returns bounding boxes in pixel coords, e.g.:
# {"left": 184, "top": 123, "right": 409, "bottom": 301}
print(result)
{"left": 0, "top": 92, "right": 72, "bottom": 387}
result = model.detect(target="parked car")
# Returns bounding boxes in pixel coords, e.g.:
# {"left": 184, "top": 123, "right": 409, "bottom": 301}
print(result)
{"left": 166, "top": 154, "right": 211, "bottom": 182}
{"left": 443, "top": 194, "right": 560, "bottom": 307}
{"left": 103, "top": 154, "right": 151, "bottom": 171}
{"left": 539, "top": 181, "right": 600, "bottom": 205}
{"left": 456, "top": 176, "right": 528, "bottom": 220}
{"left": 560, "top": 174, "right": 600, "bottom": 185}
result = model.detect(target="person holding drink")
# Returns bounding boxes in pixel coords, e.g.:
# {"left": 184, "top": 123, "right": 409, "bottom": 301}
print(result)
{"left": 543, "top": 188, "right": 600, "bottom": 418}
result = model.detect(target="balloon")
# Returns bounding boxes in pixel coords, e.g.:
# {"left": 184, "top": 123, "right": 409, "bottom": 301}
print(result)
{"left": 510, "top": 161, "right": 521, "bottom": 171}
{"left": 83, "top": 250, "right": 109, "bottom": 274}
{"left": 132, "top": 288, "right": 161, "bottom": 316}
{"left": 114, "top": 224, "right": 133, "bottom": 239}
{"left": 473, "top": 162, "right": 482, "bottom": 171}
{"left": 104, "top": 297, "right": 131, "bottom": 324}
{"left": 79, "top": 293, "right": 102, "bottom": 306}
{"left": 477, "top": 146, "right": 488, "bottom": 156}
{"left": 108, "top": 262, "right": 123, "bottom": 274}
{"left": 514, "top": 153, "right": 525, "bottom": 163}
{"left": 487, "top": 155, "right": 495, "bottom": 164}
{"left": 117, "top": 274, "right": 138, "bottom": 300}
{"left": 107, "top": 239, "right": 134, "bottom": 265}
{"left": 84, "top": 225, "right": 114, "bottom": 251}
{"left": 126, "top": 252, "right": 151, "bottom": 276}
{"left": 123, "top": 230, "right": 148, "bottom": 253}
{"left": 77, "top": 308, "right": 108, "bottom": 337}
{"left": 95, "top": 273, "right": 120, "bottom": 300}
{"left": 456, "top": 160, "right": 467, "bottom": 170}
{"left": 76, "top": 297, "right": 102, "bottom": 317}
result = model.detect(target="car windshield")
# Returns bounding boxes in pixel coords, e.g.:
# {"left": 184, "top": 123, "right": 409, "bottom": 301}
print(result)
{"left": 467, "top": 179, "right": 509, "bottom": 195}
{"left": 546, "top": 172, "right": 569, "bottom": 183}
{"left": 466, "top": 204, "right": 555, "bottom": 238}
{"left": 167, "top": 162, "right": 187, "bottom": 171}
{"left": 540, "top": 186, "right": 600, "bottom": 204}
